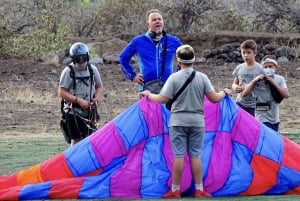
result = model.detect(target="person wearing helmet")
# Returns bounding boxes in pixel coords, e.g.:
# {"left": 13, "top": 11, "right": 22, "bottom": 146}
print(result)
{"left": 58, "top": 42, "right": 103, "bottom": 146}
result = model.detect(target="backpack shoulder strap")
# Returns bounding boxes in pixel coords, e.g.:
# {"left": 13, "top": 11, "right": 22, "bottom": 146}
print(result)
{"left": 171, "top": 70, "right": 196, "bottom": 103}
{"left": 67, "top": 63, "right": 95, "bottom": 101}
{"left": 87, "top": 63, "right": 95, "bottom": 101}
{"left": 87, "top": 63, "right": 94, "bottom": 76}
{"left": 67, "top": 64, "right": 76, "bottom": 90}
{"left": 87, "top": 63, "right": 94, "bottom": 86}
{"left": 67, "top": 64, "right": 75, "bottom": 77}
{"left": 160, "top": 34, "right": 168, "bottom": 80}
{"left": 68, "top": 64, "right": 94, "bottom": 90}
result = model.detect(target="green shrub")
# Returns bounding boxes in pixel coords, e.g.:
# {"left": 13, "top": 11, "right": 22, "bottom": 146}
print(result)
{"left": 1, "top": 25, "right": 69, "bottom": 60}
{"left": 0, "top": 6, "right": 70, "bottom": 60}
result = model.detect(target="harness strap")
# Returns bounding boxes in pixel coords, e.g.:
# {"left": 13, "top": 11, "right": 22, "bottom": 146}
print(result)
{"left": 65, "top": 63, "right": 96, "bottom": 138}
{"left": 68, "top": 64, "right": 94, "bottom": 91}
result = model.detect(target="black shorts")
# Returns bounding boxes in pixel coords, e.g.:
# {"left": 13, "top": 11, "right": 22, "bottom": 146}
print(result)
{"left": 65, "top": 113, "right": 93, "bottom": 140}
{"left": 237, "top": 103, "right": 255, "bottom": 116}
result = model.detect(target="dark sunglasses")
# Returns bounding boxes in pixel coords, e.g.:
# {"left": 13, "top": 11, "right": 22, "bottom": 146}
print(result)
{"left": 72, "top": 54, "right": 89, "bottom": 64}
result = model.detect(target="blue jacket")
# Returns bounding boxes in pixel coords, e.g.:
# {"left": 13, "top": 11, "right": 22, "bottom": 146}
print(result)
{"left": 119, "top": 32, "right": 182, "bottom": 84}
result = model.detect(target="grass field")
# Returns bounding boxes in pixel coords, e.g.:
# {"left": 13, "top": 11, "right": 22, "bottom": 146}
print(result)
{"left": 0, "top": 132, "right": 67, "bottom": 175}
{"left": 1, "top": 131, "right": 300, "bottom": 201}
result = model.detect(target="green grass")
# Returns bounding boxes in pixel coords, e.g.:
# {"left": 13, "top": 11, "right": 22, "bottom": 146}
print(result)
{"left": 1, "top": 132, "right": 300, "bottom": 201}
{"left": 281, "top": 131, "right": 300, "bottom": 143}
{"left": 0, "top": 132, "right": 67, "bottom": 175}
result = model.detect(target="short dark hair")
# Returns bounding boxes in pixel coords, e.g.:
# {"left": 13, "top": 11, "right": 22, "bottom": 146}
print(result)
{"left": 241, "top": 39, "right": 257, "bottom": 52}
{"left": 146, "top": 9, "right": 162, "bottom": 21}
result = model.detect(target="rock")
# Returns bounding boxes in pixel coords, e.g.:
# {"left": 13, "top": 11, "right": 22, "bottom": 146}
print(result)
{"left": 62, "top": 58, "right": 72, "bottom": 65}
{"left": 277, "top": 56, "right": 289, "bottom": 63}
{"left": 49, "top": 69, "right": 58, "bottom": 75}
{"left": 103, "top": 54, "right": 120, "bottom": 64}
{"left": 202, "top": 42, "right": 299, "bottom": 65}
{"left": 89, "top": 56, "right": 104, "bottom": 65}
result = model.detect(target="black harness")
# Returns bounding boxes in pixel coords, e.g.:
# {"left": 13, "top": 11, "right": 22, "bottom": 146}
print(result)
{"left": 60, "top": 63, "right": 98, "bottom": 143}
{"left": 69, "top": 63, "right": 94, "bottom": 101}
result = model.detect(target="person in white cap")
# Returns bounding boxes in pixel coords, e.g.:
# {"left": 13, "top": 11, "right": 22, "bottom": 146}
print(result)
{"left": 242, "top": 56, "right": 289, "bottom": 131}
{"left": 141, "top": 44, "right": 231, "bottom": 198}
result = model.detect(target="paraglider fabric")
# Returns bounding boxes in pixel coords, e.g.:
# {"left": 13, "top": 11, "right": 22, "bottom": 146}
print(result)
{"left": 1, "top": 96, "right": 300, "bottom": 200}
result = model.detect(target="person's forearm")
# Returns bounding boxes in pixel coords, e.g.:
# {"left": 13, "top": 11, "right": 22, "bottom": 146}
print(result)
{"left": 58, "top": 87, "right": 77, "bottom": 103}
{"left": 241, "top": 80, "right": 256, "bottom": 97}
{"left": 94, "top": 86, "right": 103, "bottom": 102}
{"left": 142, "top": 90, "right": 169, "bottom": 103}
{"left": 148, "top": 93, "right": 165, "bottom": 103}
{"left": 231, "top": 83, "right": 237, "bottom": 91}
{"left": 119, "top": 48, "right": 136, "bottom": 81}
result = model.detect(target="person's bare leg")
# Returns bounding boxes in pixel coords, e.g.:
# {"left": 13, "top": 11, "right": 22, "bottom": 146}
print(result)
{"left": 191, "top": 157, "right": 202, "bottom": 185}
{"left": 191, "top": 157, "right": 211, "bottom": 197}
{"left": 163, "top": 157, "right": 184, "bottom": 198}
{"left": 71, "top": 138, "right": 80, "bottom": 146}
{"left": 172, "top": 157, "right": 184, "bottom": 185}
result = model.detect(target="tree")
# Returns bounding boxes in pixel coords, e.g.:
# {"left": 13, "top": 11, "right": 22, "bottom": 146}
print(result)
{"left": 251, "top": 0, "right": 298, "bottom": 32}
{"left": 161, "top": 0, "right": 223, "bottom": 33}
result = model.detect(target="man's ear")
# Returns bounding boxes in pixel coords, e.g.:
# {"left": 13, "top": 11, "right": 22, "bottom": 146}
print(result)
{"left": 177, "top": 61, "right": 181, "bottom": 69}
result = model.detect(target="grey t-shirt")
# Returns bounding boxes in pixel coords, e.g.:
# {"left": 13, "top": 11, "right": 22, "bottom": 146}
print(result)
{"left": 59, "top": 63, "right": 102, "bottom": 116}
{"left": 160, "top": 68, "right": 214, "bottom": 127}
{"left": 255, "top": 74, "right": 287, "bottom": 124}
{"left": 232, "top": 62, "right": 264, "bottom": 108}
{"left": 59, "top": 63, "right": 102, "bottom": 101}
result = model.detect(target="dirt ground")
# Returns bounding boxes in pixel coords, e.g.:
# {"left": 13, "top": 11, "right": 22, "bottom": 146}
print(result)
{"left": 0, "top": 57, "right": 299, "bottom": 140}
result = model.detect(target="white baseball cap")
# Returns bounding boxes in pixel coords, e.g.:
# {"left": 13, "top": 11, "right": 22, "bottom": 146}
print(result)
{"left": 262, "top": 58, "right": 278, "bottom": 66}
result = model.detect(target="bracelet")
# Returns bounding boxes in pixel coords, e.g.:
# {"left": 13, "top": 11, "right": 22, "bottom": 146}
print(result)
{"left": 74, "top": 97, "right": 78, "bottom": 104}
{"left": 223, "top": 89, "right": 228, "bottom": 96}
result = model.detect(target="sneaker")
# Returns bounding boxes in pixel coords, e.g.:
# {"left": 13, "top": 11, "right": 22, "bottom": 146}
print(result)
{"left": 163, "top": 190, "right": 181, "bottom": 199}
{"left": 194, "top": 189, "right": 211, "bottom": 198}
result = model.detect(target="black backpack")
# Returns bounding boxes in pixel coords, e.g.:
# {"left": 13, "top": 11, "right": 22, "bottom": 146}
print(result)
{"left": 60, "top": 64, "right": 97, "bottom": 144}
{"left": 268, "top": 81, "right": 284, "bottom": 104}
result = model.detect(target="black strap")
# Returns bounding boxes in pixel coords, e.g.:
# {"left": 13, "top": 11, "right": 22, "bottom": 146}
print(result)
{"left": 159, "top": 32, "right": 168, "bottom": 80}
{"left": 68, "top": 64, "right": 94, "bottom": 99}
{"left": 87, "top": 63, "right": 94, "bottom": 102}
{"left": 64, "top": 63, "right": 95, "bottom": 138}
{"left": 68, "top": 65, "right": 76, "bottom": 90}
{"left": 268, "top": 80, "right": 283, "bottom": 103}
{"left": 169, "top": 71, "right": 196, "bottom": 103}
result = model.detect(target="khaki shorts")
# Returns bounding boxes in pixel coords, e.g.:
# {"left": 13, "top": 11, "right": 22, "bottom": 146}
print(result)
{"left": 169, "top": 126, "right": 204, "bottom": 158}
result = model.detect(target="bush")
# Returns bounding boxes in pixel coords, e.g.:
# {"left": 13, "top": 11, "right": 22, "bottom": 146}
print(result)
{"left": 2, "top": 27, "right": 69, "bottom": 61}
{"left": 1, "top": 8, "right": 69, "bottom": 60}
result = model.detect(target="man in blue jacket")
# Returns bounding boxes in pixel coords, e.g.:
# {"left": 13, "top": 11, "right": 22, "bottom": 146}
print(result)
{"left": 119, "top": 9, "right": 182, "bottom": 93}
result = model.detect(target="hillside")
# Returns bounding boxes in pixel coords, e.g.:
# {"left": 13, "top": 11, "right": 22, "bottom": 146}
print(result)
{"left": 0, "top": 32, "right": 299, "bottom": 141}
